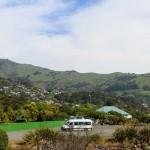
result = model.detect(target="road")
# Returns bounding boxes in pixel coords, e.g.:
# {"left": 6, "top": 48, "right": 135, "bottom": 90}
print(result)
{"left": 7, "top": 125, "right": 123, "bottom": 142}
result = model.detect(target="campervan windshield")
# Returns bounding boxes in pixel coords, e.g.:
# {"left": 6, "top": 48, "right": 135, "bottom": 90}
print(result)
{"left": 64, "top": 121, "right": 69, "bottom": 125}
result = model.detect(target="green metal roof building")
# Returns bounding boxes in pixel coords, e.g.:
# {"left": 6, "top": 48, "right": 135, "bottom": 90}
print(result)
{"left": 96, "top": 106, "right": 132, "bottom": 118}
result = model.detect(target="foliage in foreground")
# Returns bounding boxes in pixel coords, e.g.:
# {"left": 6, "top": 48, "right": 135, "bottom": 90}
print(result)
{"left": 0, "top": 129, "right": 8, "bottom": 150}
{"left": 113, "top": 126, "right": 150, "bottom": 149}
{"left": 20, "top": 128, "right": 101, "bottom": 150}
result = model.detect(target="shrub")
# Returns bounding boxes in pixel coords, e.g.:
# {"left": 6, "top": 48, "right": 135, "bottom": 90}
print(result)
{"left": 125, "top": 127, "right": 137, "bottom": 141}
{"left": 0, "top": 129, "right": 8, "bottom": 150}
{"left": 113, "top": 128, "right": 126, "bottom": 143}
{"left": 113, "top": 127, "right": 137, "bottom": 143}
{"left": 22, "top": 128, "right": 63, "bottom": 150}
{"left": 137, "top": 127, "right": 150, "bottom": 146}
{"left": 21, "top": 128, "right": 101, "bottom": 150}
{"left": 113, "top": 126, "right": 150, "bottom": 149}
{"left": 58, "top": 131, "right": 101, "bottom": 150}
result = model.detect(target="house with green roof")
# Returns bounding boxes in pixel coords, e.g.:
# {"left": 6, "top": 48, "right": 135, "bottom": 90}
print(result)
{"left": 96, "top": 106, "right": 132, "bottom": 118}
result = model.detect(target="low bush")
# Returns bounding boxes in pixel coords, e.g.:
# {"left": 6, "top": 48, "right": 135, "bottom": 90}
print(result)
{"left": 113, "top": 128, "right": 126, "bottom": 143}
{"left": 137, "top": 127, "right": 150, "bottom": 148}
{"left": 0, "top": 129, "right": 8, "bottom": 150}
{"left": 113, "top": 126, "right": 150, "bottom": 149}
{"left": 21, "top": 127, "right": 101, "bottom": 150}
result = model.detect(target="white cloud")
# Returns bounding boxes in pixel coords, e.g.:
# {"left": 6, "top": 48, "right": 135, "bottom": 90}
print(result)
{"left": 0, "top": 0, "right": 150, "bottom": 73}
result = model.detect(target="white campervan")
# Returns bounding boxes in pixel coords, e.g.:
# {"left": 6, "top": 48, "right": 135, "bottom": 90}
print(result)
{"left": 61, "top": 118, "right": 93, "bottom": 131}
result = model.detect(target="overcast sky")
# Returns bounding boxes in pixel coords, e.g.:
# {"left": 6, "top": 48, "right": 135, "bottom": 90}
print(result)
{"left": 0, "top": 0, "right": 150, "bottom": 74}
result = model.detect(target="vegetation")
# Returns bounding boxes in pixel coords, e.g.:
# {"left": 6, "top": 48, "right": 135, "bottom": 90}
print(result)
{"left": 0, "top": 100, "right": 149, "bottom": 127}
{"left": 0, "top": 58, "right": 150, "bottom": 107}
{"left": 113, "top": 126, "right": 150, "bottom": 149}
{"left": 0, "top": 77, "right": 149, "bottom": 125}
{"left": 0, "top": 129, "right": 8, "bottom": 150}
{"left": 0, "top": 58, "right": 150, "bottom": 149}
{"left": 7, "top": 126, "right": 150, "bottom": 150}
{"left": 19, "top": 128, "right": 101, "bottom": 150}
{"left": 0, "top": 59, "right": 150, "bottom": 94}
{"left": 54, "top": 91, "right": 149, "bottom": 112}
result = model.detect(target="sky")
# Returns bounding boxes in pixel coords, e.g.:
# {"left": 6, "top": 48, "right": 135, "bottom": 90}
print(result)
{"left": 0, "top": 0, "right": 150, "bottom": 74}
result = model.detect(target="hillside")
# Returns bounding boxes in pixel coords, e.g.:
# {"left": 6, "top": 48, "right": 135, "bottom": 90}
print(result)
{"left": 0, "top": 59, "right": 150, "bottom": 95}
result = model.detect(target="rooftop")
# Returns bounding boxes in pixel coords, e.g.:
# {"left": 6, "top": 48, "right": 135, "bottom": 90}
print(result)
{"left": 96, "top": 106, "right": 129, "bottom": 115}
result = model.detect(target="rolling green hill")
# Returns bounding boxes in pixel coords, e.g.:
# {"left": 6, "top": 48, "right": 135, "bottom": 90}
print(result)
{"left": 0, "top": 58, "right": 150, "bottom": 96}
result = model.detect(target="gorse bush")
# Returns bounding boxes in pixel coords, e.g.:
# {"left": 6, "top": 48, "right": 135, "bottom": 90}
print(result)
{"left": 21, "top": 127, "right": 101, "bottom": 150}
{"left": 113, "top": 126, "right": 150, "bottom": 149}
{"left": 113, "top": 127, "right": 138, "bottom": 142}
{"left": 113, "top": 128, "right": 126, "bottom": 143}
{"left": 125, "top": 127, "right": 137, "bottom": 141}
{"left": 0, "top": 129, "right": 8, "bottom": 150}
{"left": 137, "top": 127, "right": 150, "bottom": 147}
{"left": 21, "top": 128, "right": 62, "bottom": 150}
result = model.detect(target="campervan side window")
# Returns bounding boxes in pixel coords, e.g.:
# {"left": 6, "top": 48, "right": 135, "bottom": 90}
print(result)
{"left": 74, "top": 122, "right": 78, "bottom": 125}
{"left": 79, "top": 122, "right": 84, "bottom": 125}
{"left": 85, "top": 122, "right": 91, "bottom": 125}
{"left": 78, "top": 122, "right": 91, "bottom": 125}
{"left": 69, "top": 122, "right": 73, "bottom": 125}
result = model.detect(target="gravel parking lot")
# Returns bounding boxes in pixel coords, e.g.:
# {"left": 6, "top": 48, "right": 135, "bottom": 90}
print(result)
{"left": 7, "top": 125, "right": 123, "bottom": 142}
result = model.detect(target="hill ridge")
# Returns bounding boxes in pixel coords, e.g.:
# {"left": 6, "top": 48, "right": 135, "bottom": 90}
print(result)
{"left": 0, "top": 58, "right": 150, "bottom": 94}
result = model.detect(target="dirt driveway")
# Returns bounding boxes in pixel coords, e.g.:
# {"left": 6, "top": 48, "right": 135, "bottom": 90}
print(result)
{"left": 91, "top": 125, "right": 123, "bottom": 138}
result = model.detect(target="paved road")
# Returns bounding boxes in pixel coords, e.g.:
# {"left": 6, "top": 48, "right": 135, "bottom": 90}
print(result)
{"left": 7, "top": 125, "right": 123, "bottom": 142}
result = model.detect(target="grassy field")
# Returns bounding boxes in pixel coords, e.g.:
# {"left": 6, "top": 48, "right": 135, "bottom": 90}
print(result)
{"left": 0, "top": 121, "right": 66, "bottom": 132}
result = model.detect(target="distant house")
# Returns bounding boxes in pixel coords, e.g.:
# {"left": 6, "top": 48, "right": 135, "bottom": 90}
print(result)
{"left": 96, "top": 106, "right": 132, "bottom": 119}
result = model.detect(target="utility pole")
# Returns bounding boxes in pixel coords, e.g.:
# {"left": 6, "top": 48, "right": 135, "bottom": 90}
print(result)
{"left": 89, "top": 94, "right": 91, "bottom": 104}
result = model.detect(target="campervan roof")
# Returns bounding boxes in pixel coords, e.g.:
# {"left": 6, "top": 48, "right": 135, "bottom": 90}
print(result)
{"left": 68, "top": 118, "right": 92, "bottom": 122}
{"left": 70, "top": 116, "right": 84, "bottom": 119}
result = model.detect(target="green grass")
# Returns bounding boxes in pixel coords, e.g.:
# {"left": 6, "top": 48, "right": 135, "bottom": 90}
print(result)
{"left": 0, "top": 121, "right": 66, "bottom": 132}
{"left": 141, "top": 90, "right": 150, "bottom": 96}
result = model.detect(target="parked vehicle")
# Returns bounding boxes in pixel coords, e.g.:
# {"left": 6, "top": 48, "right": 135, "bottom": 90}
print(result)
{"left": 61, "top": 118, "right": 93, "bottom": 131}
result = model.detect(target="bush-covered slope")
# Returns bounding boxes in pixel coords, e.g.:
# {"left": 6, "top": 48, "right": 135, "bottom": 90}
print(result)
{"left": 0, "top": 59, "right": 150, "bottom": 95}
